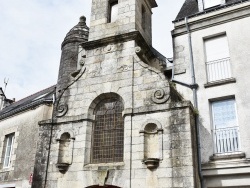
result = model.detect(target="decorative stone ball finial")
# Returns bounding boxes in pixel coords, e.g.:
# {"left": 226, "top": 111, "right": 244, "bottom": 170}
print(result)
{"left": 79, "top": 16, "right": 86, "bottom": 23}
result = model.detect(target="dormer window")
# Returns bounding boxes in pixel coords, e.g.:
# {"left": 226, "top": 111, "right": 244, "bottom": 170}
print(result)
{"left": 204, "top": 0, "right": 221, "bottom": 9}
{"left": 108, "top": 0, "right": 118, "bottom": 23}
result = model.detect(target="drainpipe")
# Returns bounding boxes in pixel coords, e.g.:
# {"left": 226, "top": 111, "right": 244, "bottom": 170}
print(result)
{"left": 44, "top": 88, "right": 57, "bottom": 188}
{"left": 184, "top": 17, "right": 204, "bottom": 188}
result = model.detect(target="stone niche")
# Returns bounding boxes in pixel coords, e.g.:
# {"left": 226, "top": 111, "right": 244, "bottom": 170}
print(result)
{"left": 56, "top": 132, "right": 75, "bottom": 173}
{"left": 140, "top": 120, "right": 163, "bottom": 169}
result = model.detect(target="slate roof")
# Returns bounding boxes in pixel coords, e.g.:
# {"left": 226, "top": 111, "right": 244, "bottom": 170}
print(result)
{"left": 174, "top": 0, "right": 249, "bottom": 21}
{"left": 0, "top": 85, "right": 56, "bottom": 120}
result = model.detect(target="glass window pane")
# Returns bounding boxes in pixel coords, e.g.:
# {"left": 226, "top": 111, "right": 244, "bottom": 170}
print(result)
{"left": 212, "top": 99, "right": 237, "bottom": 129}
{"left": 92, "top": 97, "right": 124, "bottom": 163}
{"left": 3, "top": 134, "right": 14, "bottom": 167}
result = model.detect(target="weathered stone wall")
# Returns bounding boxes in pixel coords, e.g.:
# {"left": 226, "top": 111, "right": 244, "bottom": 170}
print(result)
{"left": 32, "top": 0, "right": 199, "bottom": 187}
{"left": 89, "top": 0, "right": 154, "bottom": 45}
{"left": 33, "top": 33, "right": 199, "bottom": 187}
{"left": 0, "top": 105, "right": 52, "bottom": 188}
{"left": 38, "top": 103, "right": 198, "bottom": 187}
{"left": 57, "top": 42, "right": 80, "bottom": 91}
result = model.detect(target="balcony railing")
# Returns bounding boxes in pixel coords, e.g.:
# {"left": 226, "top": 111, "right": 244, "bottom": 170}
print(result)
{"left": 206, "top": 57, "right": 231, "bottom": 82}
{"left": 213, "top": 126, "right": 240, "bottom": 154}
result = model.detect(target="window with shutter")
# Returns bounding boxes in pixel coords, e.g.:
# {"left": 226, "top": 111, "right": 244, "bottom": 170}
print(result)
{"left": 205, "top": 35, "right": 231, "bottom": 82}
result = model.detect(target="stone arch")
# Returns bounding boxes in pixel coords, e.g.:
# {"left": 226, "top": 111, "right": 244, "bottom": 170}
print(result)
{"left": 88, "top": 92, "right": 125, "bottom": 117}
{"left": 84, "top": 92, "right": 125, "bottom": 165}
{"left": 55, "top": 130, "right": 75, "bottom": 141}
{"left": 55, "top": 131, "right": 75, "bottom": 173}
{"left": 90, "top": 94, "right": 124, "bottom": 163}
{"left": 140, "top": 119, "right": 163, "bottom": 133}
{"left": 139, "top": 119, "right": 163, "bottom": 169}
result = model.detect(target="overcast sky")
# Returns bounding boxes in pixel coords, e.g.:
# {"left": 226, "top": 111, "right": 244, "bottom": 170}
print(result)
{"left": 0, "top": 0, "right": 185, "bottom": 101}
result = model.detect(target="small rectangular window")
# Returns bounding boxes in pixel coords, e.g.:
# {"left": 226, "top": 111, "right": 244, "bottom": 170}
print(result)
{"left": 211, "top": 99, "right": 240, "bottom": 154}
{"left": 204, "top": 0, "right": 221, "bottom": 9}
{"left": 3, "top": 133, "right": 14, "bottom": 168}
{"left": 108, "top": 1, "right": 118, "bottom": 23}
{"left": 205, "top": 35, "right": 231, "bottom": 82}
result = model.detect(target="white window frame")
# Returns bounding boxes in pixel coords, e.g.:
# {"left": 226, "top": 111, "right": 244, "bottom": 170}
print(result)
{"left": 204, "top": 0, "right": 221, "bottom": 9}
{"left": 204, "top": 34, "right": 232, "bottom": 82}
{"left": 211, "top": 99, "right": 241, "bottom": 154}
{"left": 3, "top": 133, "right": 14, "bottom": 168}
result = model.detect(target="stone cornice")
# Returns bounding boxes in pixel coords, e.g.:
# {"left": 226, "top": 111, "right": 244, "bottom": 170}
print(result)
{"left": 82, "top": 31, "right": 146, "bottom": 49}
{"left": 172, "top": 1, "right": 250, "bottom": 37}
{"left": 39, "top": 101, "right": 194, "bottom": 126}
{"left": 82, "top": 30, "right": 164, "bottom": 63}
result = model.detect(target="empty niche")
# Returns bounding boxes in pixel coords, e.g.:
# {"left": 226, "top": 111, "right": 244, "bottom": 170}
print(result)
{"left": 140, "top": 121, "right": 163, "bottom": 169}
{"left": 144, "top": 123, "right": 158, "bottom": 159}
{"left": 56, "top": 132, "right": 74, "bottom": 173}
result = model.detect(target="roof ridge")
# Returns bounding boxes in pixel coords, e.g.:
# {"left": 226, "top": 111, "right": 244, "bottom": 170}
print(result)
{"left": 15, "top": 85, "right": 56, "bottom": 104}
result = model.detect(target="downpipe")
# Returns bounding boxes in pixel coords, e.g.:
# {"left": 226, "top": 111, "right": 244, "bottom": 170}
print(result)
{"left": 184, "top": 16, "right": 204, "bottom": 188}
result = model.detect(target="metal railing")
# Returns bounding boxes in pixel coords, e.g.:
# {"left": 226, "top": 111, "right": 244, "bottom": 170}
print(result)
{"left": 213, "top": 126, "right": 240, "bottom": 154}
{"left": 206, "top": 57, "right": 231, "bottom": 82}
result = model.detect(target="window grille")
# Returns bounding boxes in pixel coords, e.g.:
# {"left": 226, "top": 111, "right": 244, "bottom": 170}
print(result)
{"left": 92, "top": 97, "right": 124, "bottom": 163}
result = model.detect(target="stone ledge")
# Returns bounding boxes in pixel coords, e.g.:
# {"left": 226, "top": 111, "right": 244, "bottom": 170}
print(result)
{"left": 202, "top": 158, "right": 250, "bottom": 177}
{"left": 124, "top": 101, "right": 194, "bottom": 117}
{"left": 202, "top": 154, "right": 250, "bottom": 171}
{"left": 210, "top": 152, "right": 245, "bottom": 161}
{"left": 82, "top": 31, "right": 141, "bottom": 49}
{"left": 204, "top": 78, "right": 236, "bottom": 88}
{"left": 84, "top": 162, "right": 125, "bottom": 170}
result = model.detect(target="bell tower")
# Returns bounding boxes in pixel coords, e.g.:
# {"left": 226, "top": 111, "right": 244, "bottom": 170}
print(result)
{"left": 88, "top": 0, "right": 157, "bottom": 45}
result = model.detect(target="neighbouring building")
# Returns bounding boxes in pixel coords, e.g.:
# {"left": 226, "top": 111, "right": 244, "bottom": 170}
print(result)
{"left": 0, "top": 88, "right": 14, "bottom": 111}
{"left": 31, "top": 0, "right": 200, "bottom": 188}
{"left": 0, "top": 86, "right": 55, "bottom": 188}
{"left": 172, "top": 0, "right": 250, "bottom": 187}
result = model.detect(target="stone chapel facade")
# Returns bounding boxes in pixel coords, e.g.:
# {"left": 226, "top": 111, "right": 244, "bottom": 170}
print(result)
{"left": 32, "top": 0, "right": 200, "bottom": 187}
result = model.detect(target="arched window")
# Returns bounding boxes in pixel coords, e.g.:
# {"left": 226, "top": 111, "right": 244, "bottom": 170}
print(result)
{"left": 91, "top": 97, "right": 124, "bottom": 163}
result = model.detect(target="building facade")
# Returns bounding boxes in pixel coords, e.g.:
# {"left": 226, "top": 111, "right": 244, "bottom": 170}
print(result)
{"left": 0, "top": 86, "right": 55, "bottom": 188}
{"left": 172, "top": 0, "right": 250, "bottom": 187}
{"left": 31, "top": 0, "right": 200, "bottom": 188}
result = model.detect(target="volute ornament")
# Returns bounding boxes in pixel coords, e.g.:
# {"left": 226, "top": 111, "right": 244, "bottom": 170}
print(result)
{"left": 151, "top": 88, "right": 170, "bottom": 104}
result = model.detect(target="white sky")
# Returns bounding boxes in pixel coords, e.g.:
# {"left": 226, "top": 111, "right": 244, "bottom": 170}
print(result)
{"left": 0, "top": 0, "right": 185, "bottom": 101}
